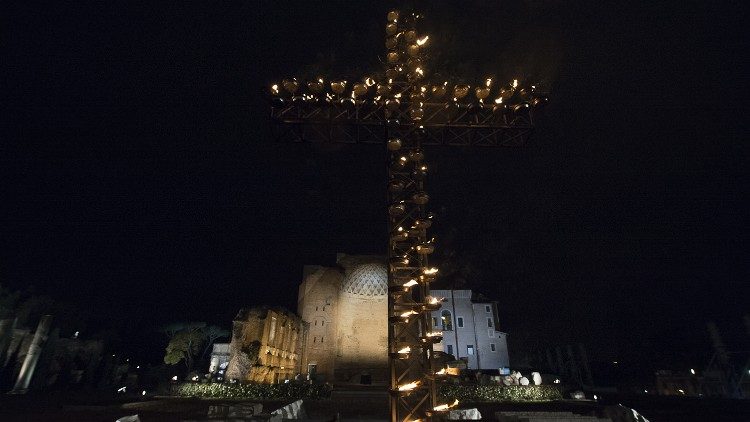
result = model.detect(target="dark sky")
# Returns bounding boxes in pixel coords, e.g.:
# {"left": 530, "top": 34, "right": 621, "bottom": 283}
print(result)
{"left": 3, "top": 1, "right": 748, "bottom": 377}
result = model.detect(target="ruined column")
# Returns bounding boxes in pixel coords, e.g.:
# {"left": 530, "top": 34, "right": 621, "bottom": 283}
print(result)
{"left": 9, "top": 315, "right": 53, "bottom": 394}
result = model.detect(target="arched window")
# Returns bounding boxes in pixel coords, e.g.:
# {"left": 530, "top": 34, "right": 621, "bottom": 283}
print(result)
{"left": 441, "top": 310, "right": 453, "bottom": 331}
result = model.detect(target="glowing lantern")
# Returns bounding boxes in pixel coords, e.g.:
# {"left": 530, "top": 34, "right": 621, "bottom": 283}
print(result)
{"left": 412, "top": 191, "right": 429, "bottom": 204}
{"left": 416, "top": 243, "right": 434, "bottom": 254}
{"left": 389, "top": 203, "right": 406, "bottom": 216}
{"left": 404, "top": 30, "right": 417, "bottom": 43}
{"left": 376, "top": 84, "right": 391, "bottom": 96}
{"left": 387, "top": 10, "right": 400, "bottom": 22}
{"left": 408, "top": 148, "right": 424, "bottom": 161}
{"left": 414, "top": 218, "right": 432, "bottom": 229}
{"left": 386, "top": 35, "right": 399, "bottom": 50}
{"left": 407, "top": 44, "right": 420, "bottom": 57}
{"left": 385, "top": 68, "right": 399, "bottom": 79}
{"left": 407, "top": 58, "right": 422, "bottom": 71}
{"left": 282, "top": 79, "right": 299, "bottom": 94}
{"left": 386, "top": 23, "right": 399, "bottom": 36}
{"left": 512, "top": 103, "right": 529, "bottom": 113}
{"left": 331, "top": 80, "right": 347, "bottom": 95}
{"left": 353, "top": 83, "right": 368, "bottom": 97}
{"left": 307, "top": 79, "right": 323, "bottom": 94}
{"left": 498, "top": 87, "right": 512, "bottom": 100}
{"left": 453, "top": 84, "right": 470, "bottom": 99}
{"left": 387, "top": 137, "right": 402, "bottom": 151}
{"left": 388, "top": 179, "right": 405, "bottom": 192}
{"left": 409, "top": 107, "right": 424, "bottom": 120}
{"left": 431, "top": 83, "right": 447, "bottom": 98}
{"left": 385, "top": 99, "right": 400, "bottom": 111}
{"left": 387, "top": 51, "right": 400, "bottom": 64}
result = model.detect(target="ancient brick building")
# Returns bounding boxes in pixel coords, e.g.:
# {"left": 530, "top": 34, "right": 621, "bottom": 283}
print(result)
{"left": 298, "top": 254, "right": 389, "bottom": 383}
{"left": 224, "top": 307, "right": 306, "bottom": 383}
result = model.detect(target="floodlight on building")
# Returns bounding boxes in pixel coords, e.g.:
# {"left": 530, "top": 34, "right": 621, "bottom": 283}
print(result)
{"left": 271, "top": 84, "right": 280, "bottom": 95}
{"left": 690, "top": 368, "right": 696, "bottom": 375}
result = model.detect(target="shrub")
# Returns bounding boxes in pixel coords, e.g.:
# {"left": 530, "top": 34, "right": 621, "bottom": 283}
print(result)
{"left": 439, "top": 384, "right": 563, "bottom": 403}
{"left": 174, "top": 382, "right": 332, "bottom": 400}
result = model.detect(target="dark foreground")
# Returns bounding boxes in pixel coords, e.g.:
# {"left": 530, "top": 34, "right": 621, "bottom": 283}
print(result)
{"left": 1, "top": 387, "right": 749, "bottom": 422}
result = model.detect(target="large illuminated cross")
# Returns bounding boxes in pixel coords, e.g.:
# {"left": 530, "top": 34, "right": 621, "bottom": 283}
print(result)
{"left": 269, "top": 9, "right": 547, "bottom": 422}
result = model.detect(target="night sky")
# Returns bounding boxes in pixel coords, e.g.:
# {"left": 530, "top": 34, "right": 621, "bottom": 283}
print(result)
{"left": 3, "top": 1, "right": 748, "bottom": 380}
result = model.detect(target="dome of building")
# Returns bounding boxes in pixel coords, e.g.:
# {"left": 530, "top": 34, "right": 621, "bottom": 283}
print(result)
{"left": 342, "top": 263, "right": 387, "bottom": 296}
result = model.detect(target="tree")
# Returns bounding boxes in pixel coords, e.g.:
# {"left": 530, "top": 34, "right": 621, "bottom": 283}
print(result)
{"left": 199, "top": 325, "right": 230, "bottom": 361}
{"left": 161, "top": 322, "right": 229, "bottom": 372}
{"left": 164, "top": 329, "right": 204, "bottom": 371}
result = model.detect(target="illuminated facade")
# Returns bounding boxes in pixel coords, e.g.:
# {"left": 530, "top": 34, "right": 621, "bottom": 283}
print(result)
{"left": 430, "top": 290, "right": 509, "bottom": 370}
{"left": 298, "top": 254, "right": 389, "bottom": 383}
{"left": 297, "top": 254, "right": 510, "bottom": 382}
{"left": 224, "top": 307, "right": 305, "bottom": 384}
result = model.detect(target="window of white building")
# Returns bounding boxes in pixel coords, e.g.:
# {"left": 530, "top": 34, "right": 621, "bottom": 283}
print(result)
{"left": 441, "top": 310, "right": 453, "bottom": 331}
{"left": 446, "top": 345, "right": 453, "bottom": 355}
{"left": 485, "top": 305, "right": 491, "bottom": 313}
{"left": 487, "top": 318, "right": 493, "bottom": 327}
{"left": 467, "top": 345, "right": 474, "bottom": 355}
{"left": 457, "top": 317, "right": 464, "bottom": 328}
{"left": 490, "top": 343, "right": 496, "bottom": 352}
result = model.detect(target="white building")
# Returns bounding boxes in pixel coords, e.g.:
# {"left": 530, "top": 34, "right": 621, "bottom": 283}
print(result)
{"left": 430, "top": 289, "right": 509, "bottom": 370}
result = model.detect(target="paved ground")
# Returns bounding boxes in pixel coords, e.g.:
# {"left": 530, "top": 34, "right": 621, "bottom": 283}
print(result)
{"left": 1, "top": 386, "right": 749, "bottom": 421}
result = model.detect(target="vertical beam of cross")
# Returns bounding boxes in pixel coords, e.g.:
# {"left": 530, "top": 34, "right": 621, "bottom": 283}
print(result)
{"left": 382, "top": 9, "right": 443, "bottom": 422}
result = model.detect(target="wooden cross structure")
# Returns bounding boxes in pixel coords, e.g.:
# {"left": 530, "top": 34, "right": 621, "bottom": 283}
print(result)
{"left": 269, "top": 9, "right": 547, "bottom": 422}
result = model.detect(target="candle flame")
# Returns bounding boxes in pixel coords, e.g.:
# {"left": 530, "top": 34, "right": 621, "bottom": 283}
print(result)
{"left": 433, "top": 400, "right": 459, "bottom": 412}
{"left": 403, "top": 279, "right": 418, "bottom": 287}
{"left": 398, "top": 381, "right": 420, "bottom": 391}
